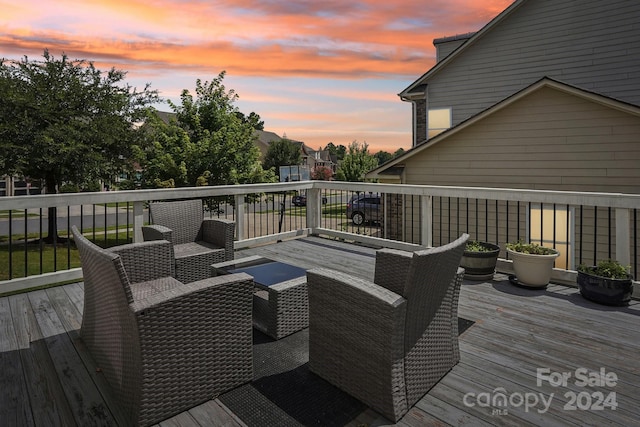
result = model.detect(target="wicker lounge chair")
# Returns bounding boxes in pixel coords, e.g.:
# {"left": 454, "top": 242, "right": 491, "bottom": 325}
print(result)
{"left": 71, "top": 226, "right": 253, "bottom": 426}
{"left": 306, "top": 233, "right": 469, "bottom": 422}
{"left": 142, "top": 199, "right": 235, "bottom": 283}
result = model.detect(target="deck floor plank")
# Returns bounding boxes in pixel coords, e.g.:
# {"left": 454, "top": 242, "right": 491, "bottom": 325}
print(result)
{"left": 2, "top": 237, "right": 639, "bottom": 426}
{"left": 26, "top": 289, "right": 116, "bottom": 426}
{"left": 0, "top": 297, "right": 34, "bottom": 426}
{"left": 8, "top": 292, "right": 77, "bottom": 426}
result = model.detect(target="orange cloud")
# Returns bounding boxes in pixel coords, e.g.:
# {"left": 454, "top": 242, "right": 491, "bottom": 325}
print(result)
{"left": 1, "top": 0, "right": 513, "bottom": 80}
{"left": 0, "top": 0, "right": 514, "bottom": 153}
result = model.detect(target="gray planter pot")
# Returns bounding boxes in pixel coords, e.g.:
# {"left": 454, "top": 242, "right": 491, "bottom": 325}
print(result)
{"left": 461, "top": 242, "right": 500, "bottom": 280}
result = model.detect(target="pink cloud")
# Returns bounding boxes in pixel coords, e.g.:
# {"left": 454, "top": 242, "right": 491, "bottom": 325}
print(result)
{"left": 0, "top": 0, "right": 514, "bottom": 152}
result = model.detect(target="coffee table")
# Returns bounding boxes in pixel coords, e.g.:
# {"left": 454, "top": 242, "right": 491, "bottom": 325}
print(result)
{"left": 212, "top": 256, "right": 308, "bottom": 340}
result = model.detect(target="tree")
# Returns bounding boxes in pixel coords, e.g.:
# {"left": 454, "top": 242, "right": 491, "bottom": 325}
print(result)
{"left": 312, "top": 165, "right": 333, "bottom": 180}
{"left": 394, "top": 148, "right": 405, "bottom": 158}
{"left": 336, "top": 141, "right": 378, "bottom": 182}
{"left": 0, "top": 50, "right": 158, "bottom": 241}
{"left": 236, "top": 111, "right": 264, "bottom": 130}
{"left": 324, "top": 142, "right": 347, "bottom": 161}
{"left": 142, "top": 73, "right": 275, "bottom": 187}
{"left": 374, "top": 150, "right": 393, "bottom": 165}
{"left": 262, "top": 139, "right": 302, "bottom": 180}
{"left": 133, "top": 111, "right": 190, "bottom": 188}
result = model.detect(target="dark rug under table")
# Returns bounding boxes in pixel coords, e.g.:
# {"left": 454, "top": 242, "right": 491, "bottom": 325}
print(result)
{"left": 219, "top": 318, "right": 474, "bottom": 426}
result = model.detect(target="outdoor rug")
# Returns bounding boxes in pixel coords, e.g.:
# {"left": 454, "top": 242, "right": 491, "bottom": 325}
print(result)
{"left": 218, "top": 318, "right": 475, "bottom": 427}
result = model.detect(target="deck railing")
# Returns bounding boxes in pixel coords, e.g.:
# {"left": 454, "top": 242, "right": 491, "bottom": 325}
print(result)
{"left": 1, "top": 181, "right": 638, "bottom": 294}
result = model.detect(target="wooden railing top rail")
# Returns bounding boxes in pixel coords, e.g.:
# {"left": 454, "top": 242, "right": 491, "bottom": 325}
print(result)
{"left": 2, "top": 181, "right": 638, "bottom": 211}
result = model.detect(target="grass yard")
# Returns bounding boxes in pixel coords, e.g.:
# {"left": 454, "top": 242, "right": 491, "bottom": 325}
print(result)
{"left": 0, "top": 231, "right": 133, "bottom": 282}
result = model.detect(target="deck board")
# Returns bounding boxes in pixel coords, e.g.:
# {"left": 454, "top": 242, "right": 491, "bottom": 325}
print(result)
{"left": 2, "top": 236, "right": 639, "bottom": 426}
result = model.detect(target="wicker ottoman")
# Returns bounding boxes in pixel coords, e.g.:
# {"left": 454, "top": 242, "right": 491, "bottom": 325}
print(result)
{"left": 212, "top": 256, "right": 309, "bottom": 340}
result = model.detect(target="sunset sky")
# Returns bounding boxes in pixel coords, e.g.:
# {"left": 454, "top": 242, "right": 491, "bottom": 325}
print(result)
{"left": 0, "top": 0, "right": 512, "bottom": 153}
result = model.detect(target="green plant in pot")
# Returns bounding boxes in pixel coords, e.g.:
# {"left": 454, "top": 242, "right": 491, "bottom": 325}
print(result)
{"left": 506, "top": 241, "right": 560, "bottom": 288}
{"left": 461, "top": 240, "right": 500, "bottom": 280}
{"left": 577, "top": 259, "right": 633, "bottom": 306}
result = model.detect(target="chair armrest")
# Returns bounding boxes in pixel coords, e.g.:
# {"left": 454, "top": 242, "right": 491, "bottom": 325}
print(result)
{"left": 142, "top": 224, "right": 173, "bottom": 243}
{"left": 374, "top": 248, "right": 413, "bottom": 296}
{"left": 109, "top": 240, "right": 175, "bottom": 283}
{"left": 202, "top": 218, "right": 235, "bottom": 260}
{"left": 130, "top": 272, "right": 253, "bottom": 314}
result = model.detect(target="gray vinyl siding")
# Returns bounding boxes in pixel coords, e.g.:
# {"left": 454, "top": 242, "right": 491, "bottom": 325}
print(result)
{"left": 406, "top": 86, "right": 640, "bottom": 194}
{"left": 426, "top": 0, "right": 640, "bottom": 128}
{"left": 434, "top": 39, "right": 468, "bottom": 62}
{"left": 397, "top": 85, "right": 640, "bottom": 271}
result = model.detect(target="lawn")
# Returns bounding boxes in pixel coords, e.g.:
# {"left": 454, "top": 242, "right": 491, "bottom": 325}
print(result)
{"left": 0, "top": 231, "right": 133, "bottom": 282}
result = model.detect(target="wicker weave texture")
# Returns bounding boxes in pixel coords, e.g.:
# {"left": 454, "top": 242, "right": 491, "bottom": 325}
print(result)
{"left": 254, "top": 276, "right": 308, "bottom": 339}
{"left": 144, "top": 199, "right": 235, "bottom": 283}
{"left": 307, "top": 234, "right": 469, "bottom": 422}
{"left": 72, "top": 226, "right": 253, "bottom": 427}
{"left": 213, "top": 257, "right": 309, "bottom": 340}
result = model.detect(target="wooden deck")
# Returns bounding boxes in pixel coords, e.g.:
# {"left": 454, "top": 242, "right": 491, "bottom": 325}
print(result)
{"left": 2, "top": 236, "right": 639, "bottom": 426}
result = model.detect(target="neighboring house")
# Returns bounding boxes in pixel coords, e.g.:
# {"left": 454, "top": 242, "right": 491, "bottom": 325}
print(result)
{"left": 254, "top": 130, "right": 283, "bottom": 160}
{"left": 367, "top": 0, "right": 640, "bottom": 269}
{"left": 255, "top": 130, "right": 337, "bottom": 177}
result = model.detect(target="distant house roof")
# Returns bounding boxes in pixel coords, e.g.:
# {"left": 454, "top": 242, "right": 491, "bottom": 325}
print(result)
{"left": 371, "top": 77, "right": 640, "bottom": 179}
{"left": 254, "top": 130, "right": 283, "bottom": 144}
{"left": 154, "top": 110, "right": 176, "bottom": 123}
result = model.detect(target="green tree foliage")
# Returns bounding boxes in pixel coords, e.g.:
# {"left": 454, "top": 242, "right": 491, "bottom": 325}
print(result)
{"left": 374, "top": 150, "right": 393, "bottom": 165}
{"left": 140, "top": 72, "right": 275, "bottom": 187}
{"left": 0, "top": 50, "right": 158, "bottom": 241}
{"left": 262, "top": 139, "right": 302, "bottom": 179}
{"left": 336, "top": 141, "right": 378, "bottom": 182}
{"left": 236, "top": 111, "right": 264, "bottom": 130}
{"left": 394, "top": 148, "right": 405, "bottom": 158}
{"left": 0, "top": 50, "right": 158, "bottom": 190}
{"left": 324, "top": 142, "right": 347, "bottom": 161}
{"left": 134, "top": 112, "right": 190, "bottom": 188}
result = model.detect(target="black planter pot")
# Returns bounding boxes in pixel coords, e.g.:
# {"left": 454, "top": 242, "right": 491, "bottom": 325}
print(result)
{"left": 577, "top": 270, "right": 633, "bottom": 306}
{"left": 461, "top": 242, "right": 500, "bottom": 280}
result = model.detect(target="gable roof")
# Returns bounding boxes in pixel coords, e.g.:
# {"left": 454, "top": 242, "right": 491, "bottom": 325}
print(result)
{"left": 399, "top": 0, "right": 526, "bottom": 99}
{"left": 370, "top": 77, "right": 640, "bottom": 178}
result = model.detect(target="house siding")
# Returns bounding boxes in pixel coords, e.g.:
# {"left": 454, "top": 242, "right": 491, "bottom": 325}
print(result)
{"left": 393, "top": 86, "right": 640, "bottom": 271}
{"left": 405, "top": 86, "right": 640, "bottom": 194}
{"left": 425, "top": 0, "right": 640, "bottom": 128}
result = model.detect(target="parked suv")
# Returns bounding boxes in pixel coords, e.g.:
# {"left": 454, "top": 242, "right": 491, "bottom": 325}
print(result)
{"left": 346, "top": 193, "right": 381, "bottom": 225}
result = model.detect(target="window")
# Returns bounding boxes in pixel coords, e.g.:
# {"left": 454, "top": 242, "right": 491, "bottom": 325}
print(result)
{"left": 529, "top": 204, "right": 574, "bottom": 270}
{"left": 427, "top": 108, "right": 452, "bottom": 139}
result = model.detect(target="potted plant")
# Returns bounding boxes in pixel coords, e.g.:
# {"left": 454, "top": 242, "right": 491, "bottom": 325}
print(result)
{"left": 461, "top": 240, "right": 500, "bottom": 280}
{"left": 506, "top": 241, "right": 560, "bottom": 288}
{"left": 577, "top": 259, "right": 633, "bottom": 306}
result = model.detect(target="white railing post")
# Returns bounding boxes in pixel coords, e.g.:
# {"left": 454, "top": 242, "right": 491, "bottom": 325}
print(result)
{"left": 235, "top": 194, "right": 245, "bottom": 241}
{"left": 421, "top": 195, "right": 433, "bottom": 247}
{"left": 307, "top": 186, "right": 321, "bottom": 232}
{"left": 615, "top": 208, "right": 631, "bottom": 268}
{"left": 133, "top": 201, "right": 145, "bottom": 243}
